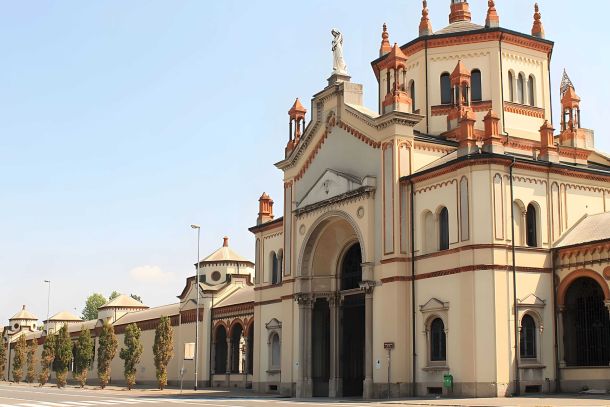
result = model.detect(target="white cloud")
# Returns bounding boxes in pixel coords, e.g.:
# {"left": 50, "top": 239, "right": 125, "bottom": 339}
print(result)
{"left": 129, "top": 265, "right": 175, "bottom": 284}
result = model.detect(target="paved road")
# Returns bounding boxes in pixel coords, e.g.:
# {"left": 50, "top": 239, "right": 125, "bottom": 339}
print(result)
{"left": 2, "top": 384, "right": 610, "bottom": 407}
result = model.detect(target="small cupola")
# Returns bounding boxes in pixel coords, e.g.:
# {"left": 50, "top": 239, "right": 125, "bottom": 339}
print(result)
{"left": 257, "top": 192, "right": 274, "bottom": 225}
{"left": 419, "top": 1, "right": 433, "bottom": 36}
{"left": 558, "top": 70, "right": 592, "bottom": 150}
{"left": 381, "top": 43, "right": 412, "bottom": 114}
{"left": 531, "top": 3, "right": 545, "bottom": 38}
{"left": 286, "top": 98, "right": 307, "bottom": 157}
{"left": 449, "top": 0, "right": 472, "bottom": 24}
{"left": 447, "top": 60, "right": 473, "bottom": 131}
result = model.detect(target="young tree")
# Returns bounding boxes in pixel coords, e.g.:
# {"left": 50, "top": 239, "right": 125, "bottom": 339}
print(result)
{"left": 0, "top": 340, "right": 6, "bottom": 381}
{"left": 53, "top": 324, "right": 73, "bottom": 388}
{"left": 97, "top": 320, "right": 117, "bottom": 389}
{"left": 129, "top": 294, "right": 142, "bottom": 303}
{"left": 108, "top": 291, "right": 120, "bottom": 301}
{"left": 73, "top": 326, "right": 94, "bottom": 388}
{"left": 82, "top": 293, "right": 107, "bottom": 321}
{"left": 153, "top": 316, "right": 174, "bottom": 390}
{"left": 26, "top": 340, "right": 38, "bottom": 383}
{"left": 12, "top": 334, "right": 26, "bottom": 383}
{"left": 119, "top": 323, "right": 142, "bottom": 390}
{"left": 39, "top": 334, "right": 56, "bottom": 386}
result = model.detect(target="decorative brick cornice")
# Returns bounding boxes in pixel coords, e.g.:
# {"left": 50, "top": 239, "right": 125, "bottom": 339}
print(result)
{"left": 504, "top": 101, "right": 545, "bottom": 119}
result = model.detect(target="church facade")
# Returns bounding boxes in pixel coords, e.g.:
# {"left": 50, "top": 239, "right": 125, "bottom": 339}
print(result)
{"left": 249, "top": 0, "right": 610, "bottom": 399}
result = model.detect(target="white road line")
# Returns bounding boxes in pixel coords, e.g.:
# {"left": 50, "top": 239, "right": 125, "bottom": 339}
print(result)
{"left": 36, "top": 403, "right": 73, "bottom": 407}
{"left": 61, "top": 403, "right": 101, "bottom": 406}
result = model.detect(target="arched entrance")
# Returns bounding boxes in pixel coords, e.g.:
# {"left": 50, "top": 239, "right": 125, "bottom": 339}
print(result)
{"left": 563, "top": 277, "right": 610, "bottom": 366}
{"left": 339, "top": 242, "right": 365, "bottom": 397}
{"left": 230, "top": 323, "right": 244, "bottom": 373}
{"left": 298, "top": 213, "right": 369, "bottom": 398}
{"left": 214, "top": 326, "right": 227, "bottom": 374}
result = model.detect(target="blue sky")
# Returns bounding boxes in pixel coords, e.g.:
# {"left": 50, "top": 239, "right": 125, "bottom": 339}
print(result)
{"left": 1, "top": 0, "right": 608, "bottom": 323}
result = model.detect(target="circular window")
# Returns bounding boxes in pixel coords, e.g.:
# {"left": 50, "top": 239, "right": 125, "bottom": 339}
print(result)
{"left": 211, "top": 271, "right": 221, "bottom": 282}
{"left": 13, "top": 323, "right": 19, "bottom": 330}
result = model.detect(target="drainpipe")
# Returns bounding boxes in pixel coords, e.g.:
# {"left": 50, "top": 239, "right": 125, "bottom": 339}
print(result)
{"left": 551, "top": 249, "right": 561, "bottom": 393}
{"left": 410, "top": 180, "right": 417, "bottom": 396}
{"left": 509, "top": 157, "right": 520, "bottom": 396}
{"left": 425, "top": 39, "right": 429, "bottom": 134}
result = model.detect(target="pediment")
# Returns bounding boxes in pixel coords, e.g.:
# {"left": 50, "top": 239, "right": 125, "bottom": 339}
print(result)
{"left": 296, "top": 169, "right": 376, "bottom": 210}
{"left": 419, "top": 298, "right": 449, "bottom": 312}
{"left": 518, "top": 294, "right": 546, "bottom": 308}
{"left": 265, "top": 318, "right": 282, "bottom": 330}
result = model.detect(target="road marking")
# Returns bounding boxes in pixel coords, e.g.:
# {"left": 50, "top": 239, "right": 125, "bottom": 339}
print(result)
{"left": 36, "top": 403, "right": 72, "bottom": 407}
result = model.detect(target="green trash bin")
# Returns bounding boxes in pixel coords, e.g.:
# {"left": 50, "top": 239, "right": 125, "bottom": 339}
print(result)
{"left": 443, "top": 374, "right": 453, "bottom": 390}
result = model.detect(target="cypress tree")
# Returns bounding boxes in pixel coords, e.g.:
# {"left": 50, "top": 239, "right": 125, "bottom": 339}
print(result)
{"left": 0, "top": 340, "right": 6, "bottom": 381}
{"left": 97, "top": 320, "right": 118, "bottom": 389}
{"left": 12, "top": 334, "right": 26, "bottom": 383}
{"left": 26, "top": 339, "right": 38, "bottom": 383}
{"left": 53, "top": 324, "right": 73, "bottom": 388}
{"left": 119, "top": 323, "right": 143, "bottom": 390}
{"left": 153, "top": 316, "right": 174, "bottom": 390}
{"left": 39, "top": 334, "right": 56, "bottom": 386}
{"left": 74, "top": 326, "right": 94, "bottom": 388}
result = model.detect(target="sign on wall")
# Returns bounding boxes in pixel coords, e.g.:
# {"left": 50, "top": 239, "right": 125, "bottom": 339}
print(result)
{"left": 184, "top": 342, "right": 195, "bottom": 360}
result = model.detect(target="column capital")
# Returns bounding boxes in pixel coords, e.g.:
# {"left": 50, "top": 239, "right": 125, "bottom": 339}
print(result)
{"left": 295, "top": 293, "right": 314, "bottom": 308}
{"left": 359, "top": 280, "right": 377, "bottom": 295}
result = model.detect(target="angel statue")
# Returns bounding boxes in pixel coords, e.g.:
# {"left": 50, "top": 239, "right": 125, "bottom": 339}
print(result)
{"left": 331, "top": 29, "right": 348, "bottom": 75}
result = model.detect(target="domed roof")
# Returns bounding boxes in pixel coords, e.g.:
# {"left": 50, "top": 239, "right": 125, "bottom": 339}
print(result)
{"left": 99, "top": 294, "right": 148, "bottom": 310}
{"left": 10, "top": 305, "right": 37, "bottom": 321}
{"left": 46, "top": 311, "right": 82, "bottom": 323}
{"left": 200, "top": 237, "right": 252, "bottom": 264}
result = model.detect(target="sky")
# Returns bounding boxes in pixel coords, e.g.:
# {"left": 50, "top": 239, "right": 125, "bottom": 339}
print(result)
{"left": 1, "top": 0, "right": 609, "bottom": 324}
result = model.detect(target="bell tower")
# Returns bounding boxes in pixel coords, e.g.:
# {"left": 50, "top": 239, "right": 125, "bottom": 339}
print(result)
{"left": 558, "top": 70, "right": 592, "bottom": 150}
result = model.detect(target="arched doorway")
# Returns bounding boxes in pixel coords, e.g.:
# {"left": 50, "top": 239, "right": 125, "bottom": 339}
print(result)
{"left": 214, "top": 326, "right": 227, "bottom": 374}
{"left": 563, "top": 277, "right": 610, "bottom": 366}
{"left": 340, "top": 242, "right": 365, "bottom": 396}
{"left": 300, "top": 213, "right": 367, "bottom": 398}
{"left": 230, "top": 324, "right": 243, "bottom": 373}
{"left": 247, "top": 325, "right": 254, "bottom": 375}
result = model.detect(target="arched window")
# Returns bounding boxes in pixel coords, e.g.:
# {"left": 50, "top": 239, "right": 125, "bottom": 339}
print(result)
{"left": 423, "top": 211, "right": 435, "bottom": 253}
{"left": 440, "top": 73, "right": 451, "bottom": 105}
{"left": 409, "top": 80, "right": 416, "bottom": 111}
{"left": 520, "top": 314, "right": 537, "bottom": 359}
{"left": 214, "top": 326, "right": 228, "bottom": 374}
{"left": 528, "top": 75, "right": 535, "bottom": 107}
{"left": 563, "top": 277, "right": 610, "bottom": 366}
{"left": 341, "top": 243, "right": 361, "bottom": 291}
{"left": 270, "top": 333, "right": 281, "bottom": 369}
{"left": 277, "top": 249, "right": 284, "bottom": 281}
{"left": 526, "top": 204, "right": 538, "bottom": 247}
{"left": 439, "top": 207, "right": 449, "bottom": 251}
{"left": 270, "top": 251, "right": 279, "bottom": 284}
{"left": 508, "top": 71, "right": 515, "bottom": 102}
{"left": 430, "top": 318, "right": 446, "bottom": 362}
{"left": 517, "top": 73, "right": 525, "bottom": 104}
{"left": 471, "top": 69, "right": 482, "bottom": 102}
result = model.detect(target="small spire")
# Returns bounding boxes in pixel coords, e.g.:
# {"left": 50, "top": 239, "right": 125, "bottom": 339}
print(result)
{"left": 419, "top": 1, "right": 433, "bottom": 37}
{"left": 223, "top": 236, "right": 229, "bottom": 247}
{"left": 531, "top": 3, "right": 545, "bottom": 38}
{"left": 485, "top": 0, "right": 500, "bottom": 28}
{"left": 379, "top": 23, "right": 391, "bottom": 56}
{"left": 22, "top": 305, "right": 26, "bottom": 310}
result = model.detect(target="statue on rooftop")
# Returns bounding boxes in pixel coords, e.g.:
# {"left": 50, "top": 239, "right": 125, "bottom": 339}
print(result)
{"left": 331, "top": 29, "right": 348, "bottom": 75}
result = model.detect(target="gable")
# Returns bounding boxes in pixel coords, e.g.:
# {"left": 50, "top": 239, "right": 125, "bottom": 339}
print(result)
{"left": 294, "top": 126, "right": 379, "bottom": 203}
{"left": 297, "top": 169, "right": 376, "bottom": 210}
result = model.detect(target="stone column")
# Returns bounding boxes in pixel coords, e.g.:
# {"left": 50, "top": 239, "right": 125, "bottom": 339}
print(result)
{"left": 360, "top": 280, "right": 376, "bottom": 399}
{"left": 328, "top": 294, "right": 341, "bottom": 397}
{"left": 226, "top": 338, "right": 232, "bottom": 386}
{"left": 558, "top": 306, "right": 566, "bottom": 368}
{"left": 211, "top": 340, "right": 216, "bottom": 376}
{"left": 295, "top": 293, "right": 313, "bottom": 397}
{"left": 243, "top": 336, "right": 249, "bottom": 386}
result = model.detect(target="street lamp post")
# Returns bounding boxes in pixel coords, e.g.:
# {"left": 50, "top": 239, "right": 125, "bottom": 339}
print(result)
{"left": 44, "top": 280, "right": 51, "bottom": 334}
{"left": 190, "top": 224, "right": 201, "bottom": 391}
